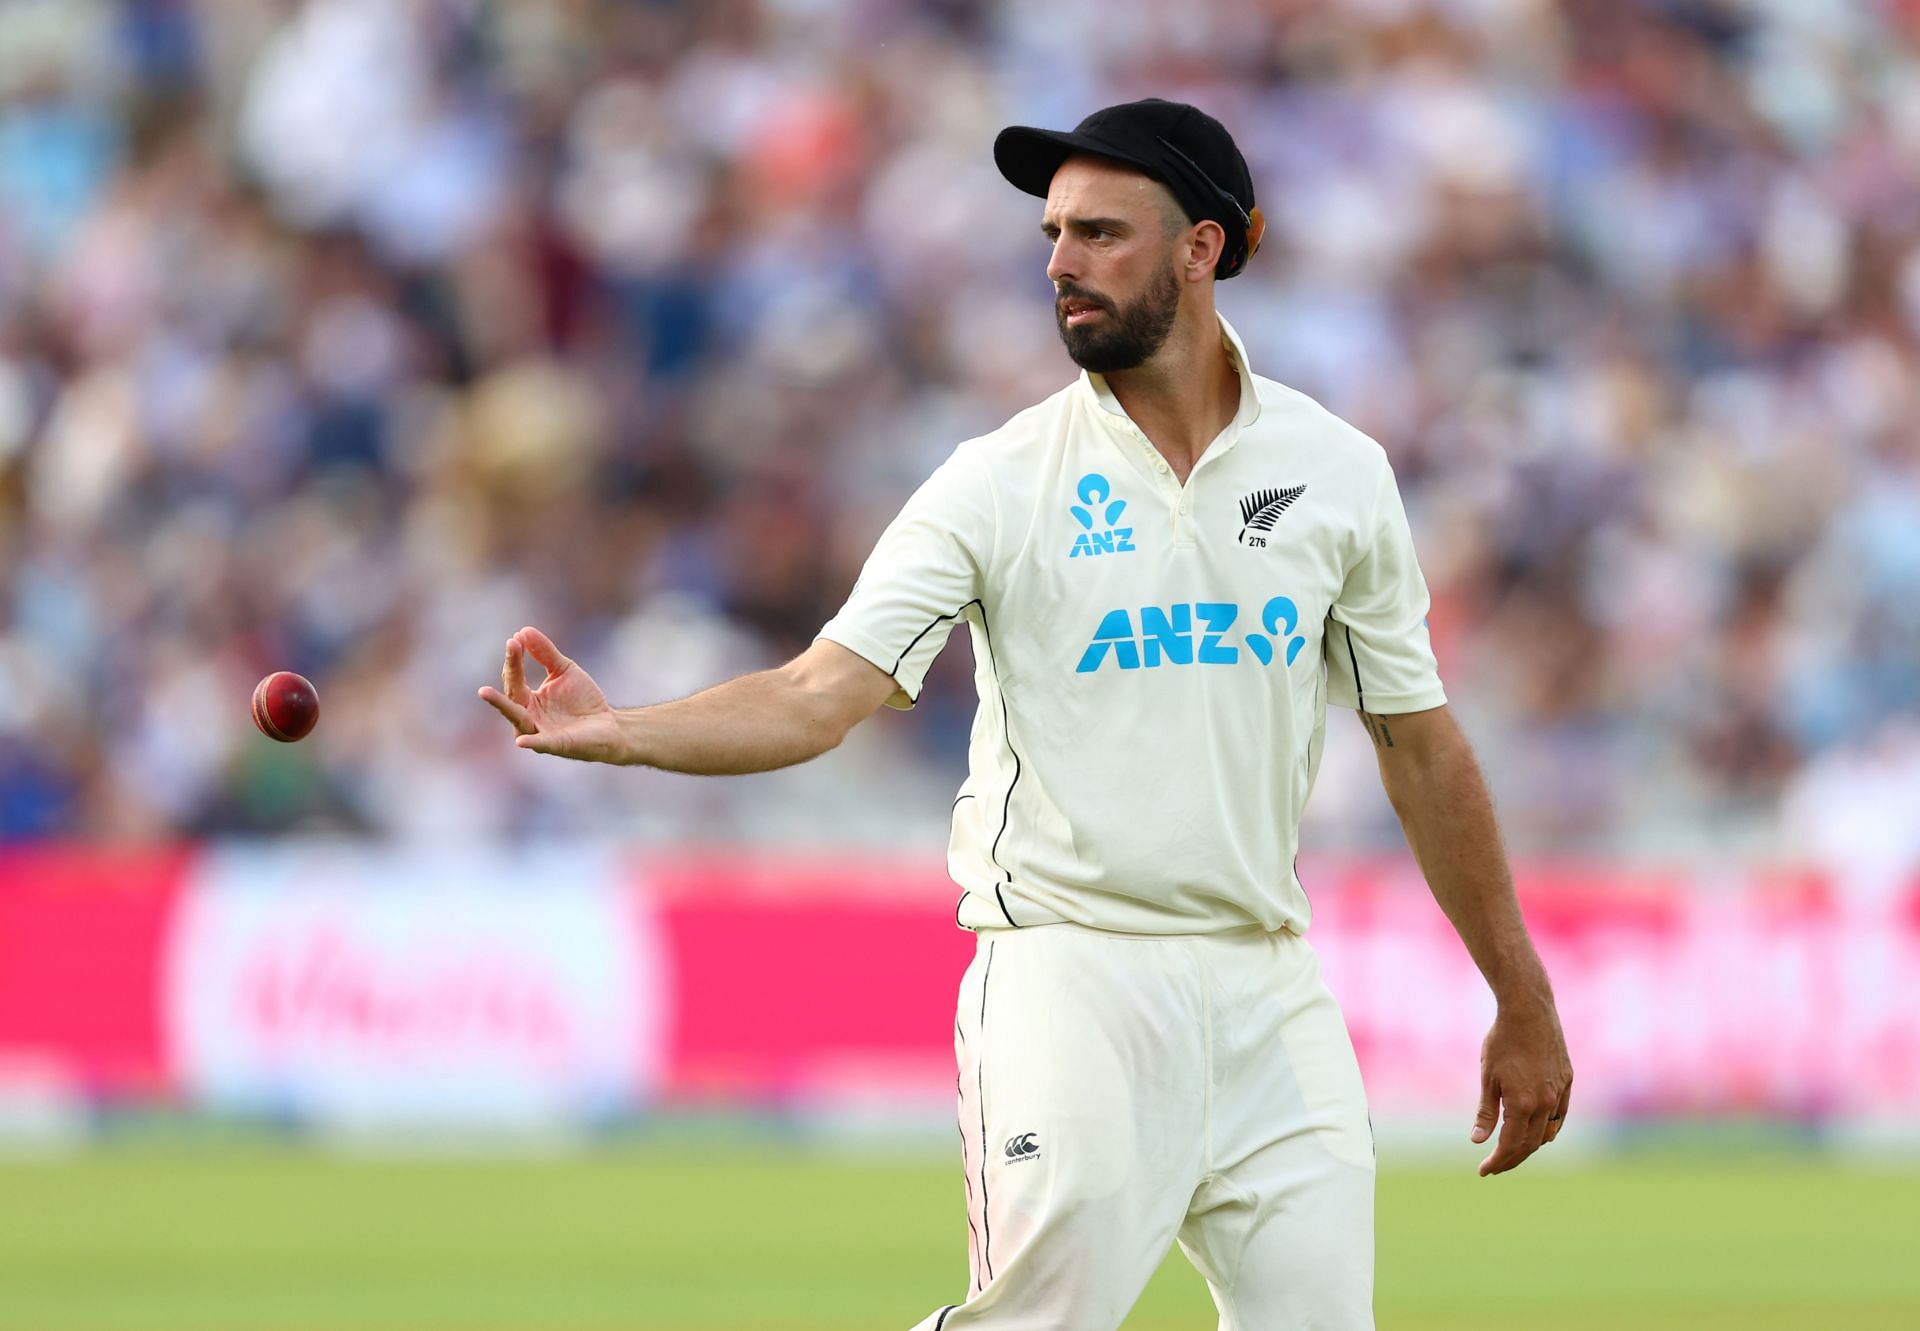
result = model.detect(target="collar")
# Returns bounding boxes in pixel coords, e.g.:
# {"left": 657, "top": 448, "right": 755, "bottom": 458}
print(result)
{"left": 1082, "top": 312, "right": 1262, "bottom": 432}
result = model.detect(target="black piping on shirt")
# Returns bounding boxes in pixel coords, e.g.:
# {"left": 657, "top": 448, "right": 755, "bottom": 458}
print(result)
{"left": 893, "top": 599, "right": 1021, "bottom": 928}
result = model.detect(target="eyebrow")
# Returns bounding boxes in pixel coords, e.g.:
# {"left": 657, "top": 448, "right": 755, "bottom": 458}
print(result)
{"left": 1040, "top": 215, "right": 1133, "bottom": 237}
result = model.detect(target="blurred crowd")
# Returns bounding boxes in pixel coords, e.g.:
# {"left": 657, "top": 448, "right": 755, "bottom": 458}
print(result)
{"left": 2, "top": 0, "right": 1918, "bottom": 873}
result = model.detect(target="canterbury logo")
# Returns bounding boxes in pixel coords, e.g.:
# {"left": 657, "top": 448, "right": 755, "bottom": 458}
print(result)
{"left": 1004, "top": 1133, "right": 1040, "bottom": 1159}
{"left": 1238, "top": 485, "right": 1305, "bottom": 547}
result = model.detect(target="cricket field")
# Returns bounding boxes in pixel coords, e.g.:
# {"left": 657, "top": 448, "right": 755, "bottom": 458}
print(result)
{"left": 1, "top": 1138, "right": 1914, "bottom": 1329}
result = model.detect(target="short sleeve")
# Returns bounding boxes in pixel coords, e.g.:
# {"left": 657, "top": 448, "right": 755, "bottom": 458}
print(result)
{"left": 1324, "top": 457, "right": 1447, "bottom": 714}
{"left": 817, "top": 447, "right": 996, "bottom": 710}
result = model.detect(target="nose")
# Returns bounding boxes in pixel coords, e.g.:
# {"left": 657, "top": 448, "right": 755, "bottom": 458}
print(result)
{"left": 1046, "top": 233, "right": 1077, "bottom": 286}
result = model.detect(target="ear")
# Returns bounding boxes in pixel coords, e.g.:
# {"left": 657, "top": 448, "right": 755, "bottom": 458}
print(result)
{"left": 1184, "top": 219, "right": 1227, "bottom": 282}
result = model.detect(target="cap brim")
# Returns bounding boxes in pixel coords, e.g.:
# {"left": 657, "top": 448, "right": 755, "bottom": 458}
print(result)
{"left": 993, "top": 126, "right": 1161, "bottom": 199}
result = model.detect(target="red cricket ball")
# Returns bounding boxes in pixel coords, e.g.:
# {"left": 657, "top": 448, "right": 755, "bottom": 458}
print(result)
{"left": 251, "top": 671, "right": 320, "bottom": 743}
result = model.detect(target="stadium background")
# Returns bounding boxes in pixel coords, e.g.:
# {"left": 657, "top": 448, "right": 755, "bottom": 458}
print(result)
{"left": 1, "top": 1, "right": 1918, "bottom": 1327}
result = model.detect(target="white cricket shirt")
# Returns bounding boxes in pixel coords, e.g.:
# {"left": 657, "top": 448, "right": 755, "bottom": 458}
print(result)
{"left": 819, "top": 316, "right": 1445, "bottom": 935}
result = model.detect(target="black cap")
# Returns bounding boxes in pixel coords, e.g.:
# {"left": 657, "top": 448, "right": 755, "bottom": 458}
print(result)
{"left": 994, "top": 98, "right": 1265, "bottom": 279}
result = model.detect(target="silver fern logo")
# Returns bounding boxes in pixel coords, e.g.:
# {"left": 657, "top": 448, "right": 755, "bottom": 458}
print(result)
{"left": 1237, "top": 485, "right": 1306, "bottom": 547}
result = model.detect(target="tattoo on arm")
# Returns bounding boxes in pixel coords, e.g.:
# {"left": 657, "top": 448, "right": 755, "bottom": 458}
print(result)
{"left": 1361, "top": 711, "right": 1395, "bottom": 748}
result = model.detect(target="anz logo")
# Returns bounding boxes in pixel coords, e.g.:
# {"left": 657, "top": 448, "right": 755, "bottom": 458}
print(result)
{"left": 1068, "top": 473, "right": 1135, "bottom": 558}
{"left": 1076, "top": 596, "right": 1310, "bottom": 674}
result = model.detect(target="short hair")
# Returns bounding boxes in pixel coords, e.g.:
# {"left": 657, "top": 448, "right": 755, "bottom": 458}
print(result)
{"left": 1153, "top": 181, "right": 1190, "bottom": 237}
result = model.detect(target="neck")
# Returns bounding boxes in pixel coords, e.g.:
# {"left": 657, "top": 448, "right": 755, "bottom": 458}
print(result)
{"left": 1102, "top": 306, "right": 1240, "bottom": 483}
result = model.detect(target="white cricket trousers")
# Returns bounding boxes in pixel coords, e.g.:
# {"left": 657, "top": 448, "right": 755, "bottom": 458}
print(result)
{"left": 911, "top": 922, "right": 1375, "bottom": 1331}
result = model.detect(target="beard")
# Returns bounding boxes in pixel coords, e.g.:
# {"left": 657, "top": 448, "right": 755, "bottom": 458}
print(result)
{"left": 1055, "top": 258, "right": 1182, "bottom": 374}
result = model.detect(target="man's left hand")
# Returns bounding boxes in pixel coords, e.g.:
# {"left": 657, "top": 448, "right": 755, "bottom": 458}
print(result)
{"left": 1470, "top": 993, "right": 1572, "bottom": 1176}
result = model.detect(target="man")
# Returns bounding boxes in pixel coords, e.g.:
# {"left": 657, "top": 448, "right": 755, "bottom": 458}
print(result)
{"left": 481, "top": 98, "right": 1572, "bottom": 1331}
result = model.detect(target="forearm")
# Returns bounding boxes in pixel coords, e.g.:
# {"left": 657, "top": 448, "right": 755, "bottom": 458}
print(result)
{"left": 1372, "top": 714, "right": 1551, "bottom": 1006}
{"left": 611, "top": 668, "right": 854, "bottom": 774}
{"left": 1365, "top": 707, "right": 1571, "bottom": 1169}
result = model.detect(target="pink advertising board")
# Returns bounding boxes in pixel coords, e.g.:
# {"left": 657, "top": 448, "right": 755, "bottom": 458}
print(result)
{"left": 161, "top": 847, "right": 670, "bottom": 1128}
{"left": 0, "top": 847, "right": 1915, "bottom": 1130}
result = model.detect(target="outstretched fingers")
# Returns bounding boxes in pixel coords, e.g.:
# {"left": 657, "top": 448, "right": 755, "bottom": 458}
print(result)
{"left": 479, "top": 686, "right": 537, "bottom": 736}
{"left": 483, "top": 637, "right": 539, "bottom": 735}
{"left": 515, "top": 626, "right": 573, "bottom": 679}
{"left": 502, "top": 637, "right": 531, "bottom": 706}
{"left": 484, "top": 628, "right": 585, "bottom": 745}
{"left": 485, "top": 626, "right": 617, "bottom": 761}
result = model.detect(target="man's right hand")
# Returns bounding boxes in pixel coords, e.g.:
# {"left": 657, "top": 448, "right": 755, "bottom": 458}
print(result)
{"left": 478, "top": 626, "right": 627, "bottom": 763}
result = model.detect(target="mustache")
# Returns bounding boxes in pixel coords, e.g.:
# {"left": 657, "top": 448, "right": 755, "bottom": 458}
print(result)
{"left": 1055, "top": 283, "right": 1112, "bottom": 314}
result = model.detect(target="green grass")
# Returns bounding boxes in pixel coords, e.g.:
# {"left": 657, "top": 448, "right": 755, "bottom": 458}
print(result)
{"left": 0, "top": 1139, "right": 1915, "bottom": 1329}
